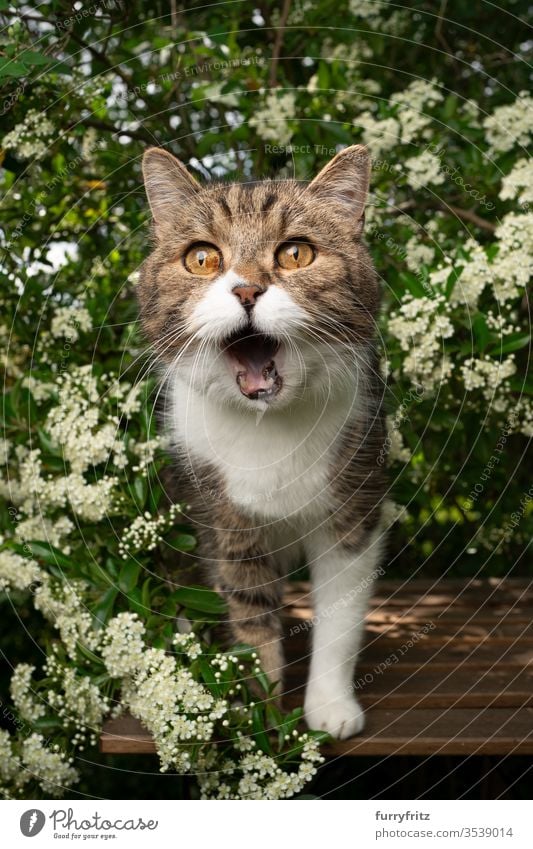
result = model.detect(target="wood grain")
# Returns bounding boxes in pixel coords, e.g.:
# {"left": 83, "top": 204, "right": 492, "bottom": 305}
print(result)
{"left": 100, "top": 578, "right": 533, "bottom": 757}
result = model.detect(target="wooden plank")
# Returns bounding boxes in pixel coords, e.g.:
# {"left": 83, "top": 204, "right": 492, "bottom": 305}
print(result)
{"left": 284, "top": 579, "right": 533, "bottom": 610}
{"left": 100, "top": 715, "right": 154, "bottom": 754}
{"left": 321, "top": 707, "right": 533, "bottom": 756}
{"left": 101, "top": 707, "right": 533, "bottom": 758}
{"left": 283, "top": 665, "right": 533, "bottom": 709}
{"left": 100, "top": 579, "right": 533, "bottom": 757}
{"left": 358, "top": 640, "right": 533, "bottom": 666}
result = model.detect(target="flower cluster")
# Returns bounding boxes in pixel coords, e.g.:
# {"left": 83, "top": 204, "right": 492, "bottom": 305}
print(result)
{"left": 118, "top": 503, "right": 183, "bottom": 559}
{"left": 500, "top": 158, "right": 533, "bottom": 207}
{"left": 404, "top": 150, "right": 445, "bottom": 189}
{"left": 483, "top": 91, "right": 533, "bottom": 153}
{"left": 390, "top": 79, "right": 443, "bottom": 144}
{"left": 249, "top": 90, "right": 296, "bottom": 146}
{"left": 388, "top": 294, "right": 454, "bottom": 392}
{"left": 101, "top": 612, "right": 146, "bottom": 677}
{"left": 10, "top": 664, "right": 45, "bottom": 723}
{"left": 3, "top": 108, "right": 55, "bottom": 159}
{"left": 461, "top": 356, "right": 517, "bottom": 409}
{"left": 50, "top": 305, "right": 93, "bottom": 341}
{"left": 198, "top": 734, "right": 325, "bottom": 800}
{"left": 0, "top": 550, "right": 43, "bottom": 593}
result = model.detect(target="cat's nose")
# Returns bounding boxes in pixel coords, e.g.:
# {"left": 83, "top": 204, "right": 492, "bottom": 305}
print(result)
{"left": 232, "top": 284, "right": 264, "bottom": 307}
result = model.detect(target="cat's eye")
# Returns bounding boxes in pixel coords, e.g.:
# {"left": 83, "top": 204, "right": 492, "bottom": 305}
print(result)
{"left": 184, "top": 243, "right": 221, "bottom": 275}
{"left": 275, "top": 241, "right": 315, "bottom": 270}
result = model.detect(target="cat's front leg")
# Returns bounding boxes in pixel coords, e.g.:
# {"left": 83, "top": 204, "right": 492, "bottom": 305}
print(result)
{"left": 303, "top": 528, "right": 383, "bottom": 739}
{"left": 212, "top": 515, "right": 286, "bottom": 693}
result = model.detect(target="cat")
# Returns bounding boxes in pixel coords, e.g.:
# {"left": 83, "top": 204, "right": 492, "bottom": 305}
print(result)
{"left": 138, "top": 144, "right": 387, "bottom": 739}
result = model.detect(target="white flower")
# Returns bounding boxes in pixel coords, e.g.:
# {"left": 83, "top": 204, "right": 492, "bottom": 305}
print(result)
{"left": 385, "top": 416, "right": 412, "bottom": 464}
{"left": 3, "top": 109, "right": 55, "bottom": 160}
{"left": 359, "top": 113, "right": 399, "bottom": 157}
{"left": 404, "top": 150, "right": 445, "bottom": 189}
{"left": 499, "top": 158, "right": 533, "bottom": 206}
{"left": 173, "top": 631, "right": 203, "bottom": 660}
{"left": 0, "top": 550, "right": 45, "bottom": 593}
{"left": 34, "top": 580, "right": 101, "bottom": 659}
{"left": 50, "top": 305, "right": 92, "bottom": 341}
{"left": 388, "top": 294, "right": 454, "bottom": 392}
{"left": 15, "top": 515, "right": 74, "bottom": 551}
{"left": 10, "top": 664, "right": 46, "bottom": 723}
{"left": 21, "top": 376, "right": 56, "bottom": 403}
{"left": 0, "top": 730, "right": 21, "bottom": 792}
{"left": 46, "top": 368, "right": 117, "bottom": 474}
{"left": 492, "top": 212, "right": 533, "bottom": 302}
{"left": 449, "top": 238, "right": 492, "bottom": 307}
{"left": 461, "top": 355, "right": 516, "bottom": 397}
{"left": 49, "top": 667, "right": 109, "bottom": 729}
{"left": 118, "top": 504, "right": 182, "bottom": 558}
{"left": 21, "top": 732, "right": 78, "bottom": 795}
{"left": 391, "top": 79, "right": 443, "bottom": 144}
{"left": 483, "top": 92, "right": 533, "bottom": 153}
{"left": 102, "top": 613, "right": 146, "bottom": 677}
{"left": 249, "top": 90, "right": 296, "bottom": 146}
{"left": 405, "top": 235, "right": 435, "bottom": 272}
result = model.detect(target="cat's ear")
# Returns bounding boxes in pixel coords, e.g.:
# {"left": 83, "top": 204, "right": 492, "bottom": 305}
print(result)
{"left": 142, "top": 147, "right": 200, "bottom": 227}
{"left": 308, "top": 144, "right": 370, "bottom": 229}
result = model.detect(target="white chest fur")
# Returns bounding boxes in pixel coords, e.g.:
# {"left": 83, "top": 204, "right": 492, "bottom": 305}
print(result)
{"left": 169, "top": 377, "right": 359, "bottom": 522}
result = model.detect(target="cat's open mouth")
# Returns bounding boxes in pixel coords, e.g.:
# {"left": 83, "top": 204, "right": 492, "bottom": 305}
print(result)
{"left": 222, "top": 328, "right": 283, "bottom": 402}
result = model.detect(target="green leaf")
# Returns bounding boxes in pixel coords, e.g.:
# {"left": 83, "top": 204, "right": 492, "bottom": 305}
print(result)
{"left": 19, "top": 50, "right": 52, "bottom": 67}
{"left": 141, "top": 577, "right": 152, "bottom": 610}
{"left": 26, "top": 540, "right": 72, "bottom": 571}
{"left": 171, "top": 585, "right": 227, "bottom": 614}
{"left": 133, "top": 475, "right": 147, "bottom": 509}
{"left": 490, "top": 333, "right": 531, "bottom": 355}
{"left": 118, "top": 560, "right": 140, "bottom": 593}
{"left": 77, "top": 641, "right": 104, "bottom": 667}
{"left": 172, "top": 533, "right": 197, "bottom": 552}
{"left": 33, "top": 717, "right": 64, "bottom": 731}
{"left": 445, "top": 266, "right": 463, "bottom": 298}
{"left": 0, "top": 59, "right": 27, "bottom": 77}
{"left": 197, "top": 657, "right": 221, "bottom": 696}
{"left": 398, "top": 271, "right": 427, "bottom": 298}
{"left": 472, "top": 313, "right": 489, "bottom": 352}
{"left": 126, "top": 587, "right": 146, "bottom": 617}
{"left": 253, "top": 668, "right": 272, "bottom": 694}
{"left": 93, "top": 587, "right": 118, "bottom": 627}
{"left": 37, "top": 428, "right": 61, "bottom": 457}
{"left": 252, "top": 704, "right": 272, "bottom": 754}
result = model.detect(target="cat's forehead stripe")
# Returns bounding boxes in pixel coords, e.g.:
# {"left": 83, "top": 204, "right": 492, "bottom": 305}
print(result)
{"left": 217, "top": 196, "right": 232, "bottom": 220}
{"left": 261, "top": 193, "right": 277, "bottom": 213}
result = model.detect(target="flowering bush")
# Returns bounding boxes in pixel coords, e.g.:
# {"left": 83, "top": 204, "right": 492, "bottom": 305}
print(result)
{"left": 0, "top": 0, "right": 531, "bottom": 799}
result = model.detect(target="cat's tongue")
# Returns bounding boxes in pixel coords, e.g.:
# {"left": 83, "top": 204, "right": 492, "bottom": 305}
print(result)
{"left": 224, "top": 332, "right": 282, "bottom": 400}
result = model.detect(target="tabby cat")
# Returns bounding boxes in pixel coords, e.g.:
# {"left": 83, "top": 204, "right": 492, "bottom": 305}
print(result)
{"left": 138, "top": 144, "right": 387, "bottom": 739}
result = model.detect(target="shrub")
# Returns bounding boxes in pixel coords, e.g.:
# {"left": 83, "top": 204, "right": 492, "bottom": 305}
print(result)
{"left": 0, "top": 0, "right": 530, "bottom": 798}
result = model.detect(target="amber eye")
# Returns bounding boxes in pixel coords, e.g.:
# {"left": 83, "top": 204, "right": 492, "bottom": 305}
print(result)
{"left": 275, "top": 241, "right": 315, "bottom": 270}
{"left": 184, "top": 243, "right": 221, "bottom": 275}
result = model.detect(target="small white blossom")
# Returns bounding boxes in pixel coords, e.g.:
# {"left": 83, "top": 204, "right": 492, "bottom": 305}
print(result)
{"left": 10, "top": 664, "right": 45, "bottom": 723}
{"left": 249, "top": 90, "right": 296, "bottom": 146}
{"left": 21, "top": 733, "right": 78, "bottom": 795}
{"left": 404, "top": 150, "right": 445, "bottom": 189}
{"left": 483, "top": 91, "right": 533, "bottom": 153}
{"left": 50, "top": 306, "right": 92, "bottom": 341}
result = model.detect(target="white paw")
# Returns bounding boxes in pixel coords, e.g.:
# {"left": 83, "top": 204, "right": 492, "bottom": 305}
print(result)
{"left": 304, "top": 688, "right": 365, "bottom": 739}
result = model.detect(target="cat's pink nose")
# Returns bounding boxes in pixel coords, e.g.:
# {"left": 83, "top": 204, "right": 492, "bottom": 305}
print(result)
{"left": 232, "top": 284, "right": 264, "bottom": 307}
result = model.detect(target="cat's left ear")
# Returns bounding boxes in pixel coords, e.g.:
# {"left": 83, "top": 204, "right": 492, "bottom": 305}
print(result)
{"left": 308, "top": 144, "right": 370, "bottom": 232}
{"left": 142, "top": 147, "right": 200, "bottom": 230}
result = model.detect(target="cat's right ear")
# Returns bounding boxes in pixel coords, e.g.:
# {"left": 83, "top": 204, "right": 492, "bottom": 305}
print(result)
{"left": 142, "top": 147, "right": 200, "bottom": 228}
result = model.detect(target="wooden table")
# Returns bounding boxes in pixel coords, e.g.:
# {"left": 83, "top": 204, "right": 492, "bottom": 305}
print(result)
{"left": 101, "top": 578, "right": 533, "bottom": 757}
